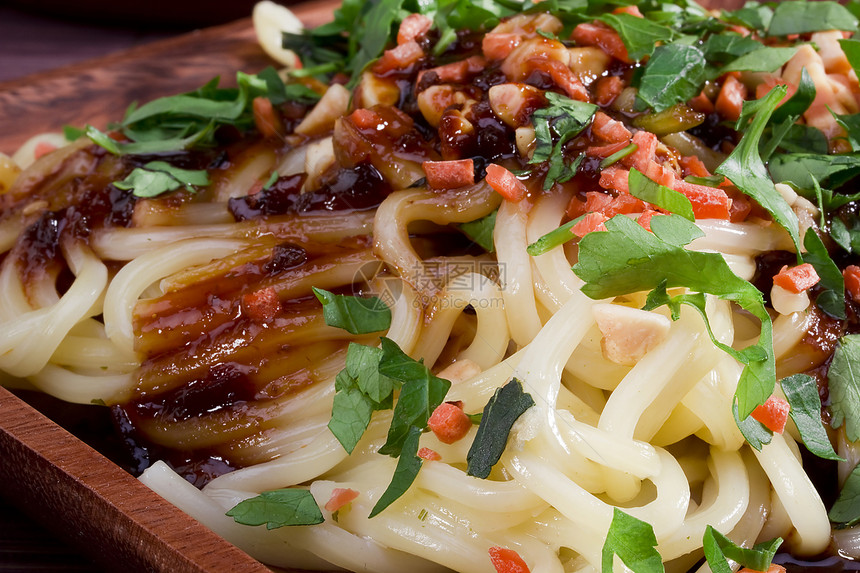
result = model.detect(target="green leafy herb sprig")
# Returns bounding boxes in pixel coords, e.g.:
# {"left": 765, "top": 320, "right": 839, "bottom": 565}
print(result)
{"left": 87, "top": 67, "right": 313, "bottom": 158}
{"left": 113, "top": 161, "right": 210, "bottom": 198}
{"left": 529, "top": 92, "right": 597, "bottom": 190}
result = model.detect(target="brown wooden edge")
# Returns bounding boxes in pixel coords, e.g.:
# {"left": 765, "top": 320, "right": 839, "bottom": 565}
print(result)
{"left": 0, "top": 0, "right": 340, "bottom": 155}
{"left": 0, "top": 386, "right": 268, "bottom": 572}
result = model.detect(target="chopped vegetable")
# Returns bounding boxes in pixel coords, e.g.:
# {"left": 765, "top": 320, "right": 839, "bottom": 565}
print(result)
{"left": 427, "top": 401, "right": 473, "bottom": 444}
{"left": 750, "top": 396, "right": 791, "bottom": 434}
{"left": 324, "top": 488, "right": 360, "bottom": 512}
{"left": 703, "top": 526, "right": 782, "bottom": 573}
{"left": 486, "top": 164, "right": 527, "bottom": 201}
{"left": 489, "top": 546, "right": 531, "bottom": 573}
{"left": 467, "top": 378, "right": 535, "bottom": 479}
{"left": 772, "top": 263, "right": 820, "bottom": 294}
{"left": 601, "top": 508, "right": 664, "bottom": 573}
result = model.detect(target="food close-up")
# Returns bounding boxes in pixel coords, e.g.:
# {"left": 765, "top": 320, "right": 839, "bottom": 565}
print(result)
{"left": 2, "top": 0, "right": 860, "bottom": 571}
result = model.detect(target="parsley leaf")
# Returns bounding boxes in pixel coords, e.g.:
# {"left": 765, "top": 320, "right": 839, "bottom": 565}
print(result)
{"left": 313, "top": 287, "right": 392, "bottom": 335}
{"left": 88, "top": 69, "right": 289, "bottom": 156}
{"left": 601, "top": 508, "right": 664, "bottom": 573}
{"left": 770, "top": 153, "right": 860, "bottom": 190}
{"left": 637, "top": 43, "right": 707, "bottom": 112}
{"left": 701, "top": 33, "right": 761, "bottom": 63}
{"left": 721, "top": 47, "right": 798, "bottom": 74}
{"left": 328, "top": 343, "right": 398, "bottom": 453}
{"left": 801, "top": 227, "right": 846, "bottom": 319}
{"left": 226, "top": 489, "right": 324, "bottom": 528}
{"left": 369, "top": 425, "right": 423, "bottom": 517}
{"left": 722, "top": 1, "right": 773, "bottom": 33}
{"left": 597, "top": 13, "right": 676, "bottom": 61}
{"left": 466, "top": 378, "right": 535, "bottom": 479}
{"left": 829, "top": 463, "right": 860, "bottom": 526}
{"left": 716, "top": 85, "right": 802, "bottom": 257}
{"left": 840, "top": 38, "right": 860, "bottom": 79}
{"left": 628, "top": 168, "right": 694, "bottom": 220}
{"left": 572, "top": 214, "right": 774, "bottom": 419}
{"left": 781, "top": 374, "right": 844, "bottom": 461}
{"left": 377, "top": 337, "right": 451, "bottom": 457}
{"left": 113, "top": 161, "right": 210, "bottom": 198}
{"left": 827, "top": 334, "right": 860, "bottom": 442}
{"left": 530, "top": 93, "right": 598, "bottom": 190}
{"left": 768, "top": 1, "right": 858, "bottom": 36}
{"left": 703, "top": 527, "right": 781, "bottom": 573}
{"left": 458, "top": 209, "right": 497, "bottom": 253}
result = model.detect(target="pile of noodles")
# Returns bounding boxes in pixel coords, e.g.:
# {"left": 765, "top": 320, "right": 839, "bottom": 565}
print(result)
{"left": 1, "top": 1, "right": 859, "bottom": 571}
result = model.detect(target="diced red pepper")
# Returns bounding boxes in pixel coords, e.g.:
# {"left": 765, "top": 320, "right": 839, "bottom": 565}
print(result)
{"left": 485, "top": 164, "right": 527, "bottom": 201}
{"left": 349, "top": 108, "right": 382, "bottom": 130}
{"left": 572, "top": 212, "right": 608, "bottom": 237}
{"left": 423, "top": 159, "right": 475, "bottom": 190}
{"left": 375, "top": 41, "right": 424, "bottom": 73}
{"left": 612, "top": 5, "right": 643, "bottom": 16}
{"left": 598, "top": 166, "right": 629, "bottom": 193}
{"left": 252, "top": 97, "right": 285, "bottom": 140}
{"left": 527, "top": 57, "right": 590, "bottom": 102}
{"left": 241, "top": 287, "right": 280, "bottom": 323}
{"left": 672, "top": 179, "right": 732, "bottom": 219}
{"left": 483, "top": 33, "right": 522, "bottom": 61}
{"left": 489, "top": 547, "right": 531, "bottom": 573}
{"left": 418, "top": 55, "right": 486, "bottom": 84}
{"left": 324, "top": 488, "right": 359, "bottom": 512}
{"left": 773, "top": 263, "right": 820, "bottom": 293}
{"left": 844, "top": 265, "right": 860, "bottom": 303}
{"left": 428, "top": 402, "right": 472, "bottom": 444}
{"left": 679, "top": 155, "right": 711, "bottom": 178}
{"left": 571, "top": 22, "right": 630, "bottom": 63}
{"left": 625, "top": 130, "right": 657, "bottom": 172}
{"left": 688, "top": 91, "right": 715, "bottom": 114}
{"left": 397, "top": 13, "right": 433, "bottom": 45}
{"left": 751, "top": 396, "right": 791, "bottom": 434}
{"left": 595, "top": 75, "right": 624, "bottom": 107}
{"left": 417, "top": 447, "right": 442, "bottom": 461}
{"left": 591, "top": 111, "right": 632, "bottom": 143}
{"left": 34, "top": 141, "right": 58, "bottom": 159}
{"left": 715, "top": 75, "right": 748, "bottom": 122}
{"left": 637, "top": 209, "right": 659, "bottom": 232}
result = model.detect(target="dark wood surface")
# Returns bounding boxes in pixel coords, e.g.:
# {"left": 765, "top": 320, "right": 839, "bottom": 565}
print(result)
{"left": 0, "top": 0, "right": 338, "bottom": 156}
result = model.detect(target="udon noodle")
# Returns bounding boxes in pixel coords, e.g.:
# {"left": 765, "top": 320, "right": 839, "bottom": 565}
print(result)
{"left": 2, "top": 0, "right": 860, "bottom": 571}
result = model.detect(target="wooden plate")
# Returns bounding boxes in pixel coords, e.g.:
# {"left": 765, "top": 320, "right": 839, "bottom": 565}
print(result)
{"left": 0, "top": 2, "right": 337, "bottom": 571}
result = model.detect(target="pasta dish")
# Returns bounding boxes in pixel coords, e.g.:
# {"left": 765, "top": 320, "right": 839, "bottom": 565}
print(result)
{"left": 2, "top": 0, "right": 860, "bottom": 571}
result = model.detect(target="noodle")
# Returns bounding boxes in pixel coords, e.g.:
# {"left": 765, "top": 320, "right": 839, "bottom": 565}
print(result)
{"left": 3, "top": 0, "right": 860, "bottom": 571}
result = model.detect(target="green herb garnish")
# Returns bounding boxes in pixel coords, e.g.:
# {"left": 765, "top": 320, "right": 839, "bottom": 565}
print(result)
{"left": 627, "top": 168, "right": 694, "bottom": 220}
{"left": 781, "top": 374, "right": 844, "bottom": 461}
{"left": 313, "top": 287, "right": 392, "bottom": 335}
{"left": 113, "top": 161, "right": 210, "bottom": 198}
{"left": 466, "top": 378, "right": 535, "bottom": 479}
{"left": 377, "top": 337, "right": 451, "bottom": 457}
{"left": 827, "top": 334, "right": 860, "bottom": 442}
{"left": 601, "top": 508, "right": 664, "bottom": 573}
{"left": 226, "top": 489, "right": 324, "bottom": 528}
{"left": 703, "top": 527, "right": 781, "bottom": 573}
